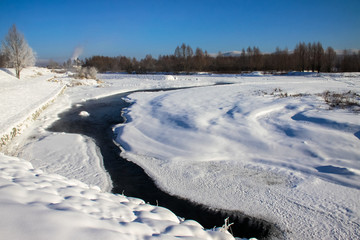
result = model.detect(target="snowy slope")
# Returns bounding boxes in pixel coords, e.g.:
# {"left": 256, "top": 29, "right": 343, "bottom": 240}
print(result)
{"left": 0, "top": 67, "right": 65, "bottom": 148}
{"left": 115, "top": 73, "right": 360, "bottom": 239}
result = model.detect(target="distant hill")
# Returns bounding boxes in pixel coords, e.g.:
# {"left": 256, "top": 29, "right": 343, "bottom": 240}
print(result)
{"left": 220, "top": 51, "right": 243, "bottom": 57}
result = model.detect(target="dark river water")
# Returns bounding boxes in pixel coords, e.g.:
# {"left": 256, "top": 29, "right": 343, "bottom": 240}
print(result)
{"left": 47, "top": 90, "right": 282, "bottom": 239}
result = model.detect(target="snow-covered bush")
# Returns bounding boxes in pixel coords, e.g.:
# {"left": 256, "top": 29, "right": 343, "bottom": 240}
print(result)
{"left": 322, "top": 90, "right": 360, "bottom": 110}
{"left": 74, "top": 66, "right": 97, "bottom": 79}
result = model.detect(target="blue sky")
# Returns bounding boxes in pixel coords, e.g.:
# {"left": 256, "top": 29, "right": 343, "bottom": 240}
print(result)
{"left": 1, "top": 0, "right": 359, "bottom": 62}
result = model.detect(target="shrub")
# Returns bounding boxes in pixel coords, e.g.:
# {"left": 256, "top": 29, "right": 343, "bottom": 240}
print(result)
{"left": 322, "top": 90, "right": 360, "bottom": 110}
{"left": 74, "top": 66, "right": 97, "bottom": 79}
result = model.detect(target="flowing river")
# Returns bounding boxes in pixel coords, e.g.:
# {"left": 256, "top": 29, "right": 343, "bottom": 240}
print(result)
{"left": 47, "top": 90, "right": 281, "bottom": 239}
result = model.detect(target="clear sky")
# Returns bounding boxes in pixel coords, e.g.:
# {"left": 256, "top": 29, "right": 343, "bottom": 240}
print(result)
{"left": 1, "top": 0, "right": 359, "bottom": 62}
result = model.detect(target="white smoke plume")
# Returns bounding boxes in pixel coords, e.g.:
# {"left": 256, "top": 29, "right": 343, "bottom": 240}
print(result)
{"left": 71, "top": 46, "right": 83, "bottom": 61}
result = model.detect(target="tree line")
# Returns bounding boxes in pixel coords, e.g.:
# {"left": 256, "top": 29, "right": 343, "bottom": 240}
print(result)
{"left": 1, "top": 27, "right": 359, "bottom": 75}
{"left": 83, "top": 42, "right": 360, "bottom": 74}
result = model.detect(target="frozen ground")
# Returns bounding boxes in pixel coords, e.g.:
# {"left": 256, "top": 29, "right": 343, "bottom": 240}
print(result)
{"left": 2, "top": 69, "right": 360, "bottom": 239}
{"left": 0, "top": 68, "right": 236, "bottom": 240}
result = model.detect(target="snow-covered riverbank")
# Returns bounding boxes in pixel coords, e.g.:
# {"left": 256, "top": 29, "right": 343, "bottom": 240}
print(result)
{"left": 0, "top": 68, "right": 237, "bottom": 240}
{"left": 0, "top": 67, "right": 65, "bottom": 148}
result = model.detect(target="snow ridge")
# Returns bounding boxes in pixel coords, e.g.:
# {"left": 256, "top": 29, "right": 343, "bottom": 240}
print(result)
{"left": 0, "top": 153, "right": 233, "bottom": 240}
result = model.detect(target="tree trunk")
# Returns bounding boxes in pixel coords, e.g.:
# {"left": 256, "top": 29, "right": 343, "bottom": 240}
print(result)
{"left": 16, "top": 67, "right": 20, "bottom": 79}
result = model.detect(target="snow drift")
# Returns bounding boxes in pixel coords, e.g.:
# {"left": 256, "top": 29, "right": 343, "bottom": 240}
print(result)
{"left": 115, "top": 74, "right": 360, "bottom": 239}
{"left": 0, "top": 153, "right": 233, "bottom": 240}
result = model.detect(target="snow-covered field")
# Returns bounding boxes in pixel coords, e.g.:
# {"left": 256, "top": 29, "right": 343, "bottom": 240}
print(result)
{"left": 115, "top": 73, "right": 360, "bottom": 239}
{"left": 1, "top": 68, "right": 360, "bottom": 239}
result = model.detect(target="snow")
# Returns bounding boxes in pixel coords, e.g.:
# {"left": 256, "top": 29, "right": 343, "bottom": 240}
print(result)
{"left": 115, "top": 74, "right": 360, "bottom": 239}
{"left": 0, "top": 67, "right": 65, "bottom": 147}
{"left": 79, "top": 110, "right": 90, "bottom": 117}
{"left": 19, "top": 133, "right": 111, "bottom": 191}
{"left": 0, "top": 153, "right": 233, "bottom": 240}
{"left": 2, "top": 67, "right": 360, "bottom": 239}
{"left": 0, "top": 68, "right": 236, "bottom": 240}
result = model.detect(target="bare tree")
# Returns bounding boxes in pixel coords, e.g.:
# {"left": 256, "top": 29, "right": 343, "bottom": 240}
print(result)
{"left": 314, "top": 42, "right": 324, "bottom": 73}
{"left": 185, "top": 45, "right": 193, "bottom": 58}
{"left": 272, "top": 47, "right": 290, "bottom": 72}
{"left": 252, "top": 46, "right": 262, "bottom": 70}
{"left": 340, "top": 49, "right": 360, "bottom": 72}
{"left": 180, "top": 43, "right": 187, "bottom": 58}
{"left": 294, "top": 42, "right": 308, "bottom": 72}
{"left": 1, "top": 24, "right": 36, "bottom": 78}
{"left": 193, "top": 47, "right": 205, "bottom": 71}
{"left": 323, "top": 47, "right": 336, "bottom": 72}
{"left": 174, "top": 46, "right": 181, "bottom": 58}
{"left": 139, "top": 54, "right": 156, "bottom": 73}
{"left": 307, "top": 42, "right": 324, "bottom": 72}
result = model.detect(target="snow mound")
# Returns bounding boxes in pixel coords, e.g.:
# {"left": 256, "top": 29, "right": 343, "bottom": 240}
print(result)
{"left": 0, "top": 153, "right": 234, "bottom": 240}
{"left": 163, "top": 75, "right": 176, "bottom": 80}
{"left": 247, "top": 71, "right": 263, "bottom": 76}
{"left": 79, "top": 111, "right": 90, "bottom": 117}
